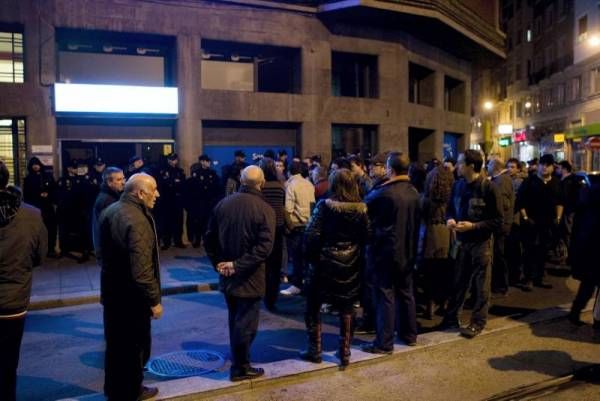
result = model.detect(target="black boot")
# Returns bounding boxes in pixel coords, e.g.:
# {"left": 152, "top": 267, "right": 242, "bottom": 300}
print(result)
{"left": 338, "top": 313, "right": 353, "bottom": 370}
{"left": 299, "top": 314, "right": 322, "bottom": 363}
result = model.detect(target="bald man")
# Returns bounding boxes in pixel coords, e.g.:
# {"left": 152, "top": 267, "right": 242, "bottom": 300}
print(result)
{"left": 97, "top": 173, "right": 162, "bottom": 400}
{"left": 205, "top": 166, "right": 276, "bottom": 381}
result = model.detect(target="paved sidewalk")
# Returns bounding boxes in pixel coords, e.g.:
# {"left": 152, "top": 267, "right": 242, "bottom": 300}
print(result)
{"left": 30, "top": 247, "right": 219, "bottom": 309}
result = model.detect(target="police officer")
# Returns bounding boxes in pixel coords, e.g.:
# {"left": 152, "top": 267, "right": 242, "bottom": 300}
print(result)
{"left": 89, "top": 157, "right": 106, "bottom": 191}
{"left": 157, "top": 153, "right": 186, "bottom": 250}
{"left": 73, "top": 160, "right": 94, "bottom": 263}
{"left": 57, "top": 160, "right": 78, "bottom": 259}
{"left": 126, "top": 156, "right": 146, "bottom": 179}
{"left": 23, "top": 156, "right": 58, "bottom": 257}
{"left": 184, "top": 154, "right": 221, "bottom": 248}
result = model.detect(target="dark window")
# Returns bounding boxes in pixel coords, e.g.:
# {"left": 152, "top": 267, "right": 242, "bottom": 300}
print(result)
{"left": 579, "top": 15, "right": 588, "bottom": 41}
{"left": 331, "top": 124, "right": 377, "bottom": 160}
{"left": 409, "top": 62, "right": 435, "bottom": 106}
{"left": 444, "top": 76, "right": 465, "bottom": 113}
{"left": 516, "top": 29, "right": 523, "bottom": 45}
{"left": 0, "top": 30, "right": 24, "bottom": 83}
{"left": 331, "top": 52, "right": 378, "bottom": 98}
{"left": 201, "top": 39, "right": 301, "bottom": 94}
{"left": 0, "top": 118, "right": 26, "bottom": 185}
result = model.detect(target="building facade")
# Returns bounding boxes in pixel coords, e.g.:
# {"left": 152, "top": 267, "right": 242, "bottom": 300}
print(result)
{"left": 0, "top": 0, "right": 504, "bottom": 183}
{"left": 490, "top": 0, "right": 600, "bottom": 171}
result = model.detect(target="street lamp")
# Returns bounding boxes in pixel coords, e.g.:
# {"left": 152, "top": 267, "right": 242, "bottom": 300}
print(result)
{"left": 483, "top": 100, "right": 494, "bottom": 111}
{"left": 589, "top": 35, "right": 600, "bottom": 47}
{"left": 524, "top": 101, "right": 532, "bottom": 109}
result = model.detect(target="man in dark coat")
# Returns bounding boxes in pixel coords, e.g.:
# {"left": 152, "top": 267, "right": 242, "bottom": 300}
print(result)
{"left": 156, "top": 153, "right": 186, "bottom": 250}
{"left": 440, "top": 150, "right": 502, "bottom": 339}
{"left": 516, "top": 154, "right": 564, "bottom": 290}
{"left": 221, "top": 150, "right": 248, "bottom": 188}
{"left": 567, "top": 176, "right": 600, "bottom": 327}
{"left": 362, "top": 152, "right": 421, "bottom": 354}
{"left": 97, "top": 173, "right": 163, "bottom": 401}
{"left": 184, "top": 154, "right": 220, "bottom": 248}
{"left": 205, "top": 165, "right": 276, "bottom": 382}
{"left": 23, "top": 157, "right": 58, "bottom": 257}
{"left": 56, "top": 160, "right": 79, "bottom": 259}
{"left": 487, "top": 158, "right": 515, "bottom": 295}
{"left": 92, "top": 167, "right": 125, "bottom": 253}
{"left": 0, "top": 161, "right": 47, "bottom": 401}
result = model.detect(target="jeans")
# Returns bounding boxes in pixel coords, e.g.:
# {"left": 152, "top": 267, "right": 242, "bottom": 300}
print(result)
{"left": 265, "top": 227, "right": 284, "bottom": 308}
{"left": 445, "top": 240, "right": 492, "bottom": 328}
{"left": 287, "top": 228, "right": 306, "bottom": 289}
{"left": 0, "top": 317, "right": 25, "bottom": 401}
{"left": 225, "top": 296, "right": 261, "bottom": 370}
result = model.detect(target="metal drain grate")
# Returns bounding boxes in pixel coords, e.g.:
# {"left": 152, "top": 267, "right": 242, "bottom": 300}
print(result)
{"left": 147, "top": 350, "right": 225, "bottom": 377}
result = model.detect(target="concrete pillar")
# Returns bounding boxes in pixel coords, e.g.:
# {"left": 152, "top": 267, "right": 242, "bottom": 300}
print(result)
{"left": 176, "top": 34, "right": 202, "bottom": 175}
{"left": 434, "top": 70, "right": 445, "bottom": 110}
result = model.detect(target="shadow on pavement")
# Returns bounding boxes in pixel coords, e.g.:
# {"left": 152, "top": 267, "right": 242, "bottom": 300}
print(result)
{"left": 488, "top": 350, "right": 591, "bottom": 377}
{"left": 168, "top": 267, "right": 216, "bottom": 282}
{"left": 17, "top": 375, "right": 94, "bottom": 401}
{"left": 527, "top": 319, "right": 600, "bottom": 345}
{"left": 25, "top": 313, "right": 104, "bottom": 340}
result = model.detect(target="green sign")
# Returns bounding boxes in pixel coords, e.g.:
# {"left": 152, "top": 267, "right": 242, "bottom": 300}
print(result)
{"left": 499, "top": 137, "right": 512, "bottom": 147}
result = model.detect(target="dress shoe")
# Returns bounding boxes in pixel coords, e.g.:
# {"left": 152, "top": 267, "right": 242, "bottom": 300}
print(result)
{"left": 230, "top": 366, "right": 265, "bottom": 382}
{"left": 460, "top": 324, "right": 483, "bottom": 339}
{"left": 138, "top": 385, "right": 158, "bottom": 400}
{"left": 567, "top": 312, "right": 585, "bottom": 326}
{"left": 360, "top": 343, "right": 393, "bottom": 355}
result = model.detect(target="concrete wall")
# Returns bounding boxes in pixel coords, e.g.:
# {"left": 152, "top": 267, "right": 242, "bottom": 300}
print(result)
{"left": 0, "top": 0, "right": 476, "bottom": 173}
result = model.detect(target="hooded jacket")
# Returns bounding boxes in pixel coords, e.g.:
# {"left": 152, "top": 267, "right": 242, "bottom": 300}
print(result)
{"left": 304, "top": 199, "right": 369, "bottom": 304}
{"left": 23, "top": 157, "right": 56, "bottom": 211}
{"left": 0, "top": 187, "right": 47, "bottom": 316}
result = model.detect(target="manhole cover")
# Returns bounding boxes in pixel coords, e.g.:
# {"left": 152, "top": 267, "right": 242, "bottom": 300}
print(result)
{"left": 147, "top": 350, "right": 225, "bottom": 377}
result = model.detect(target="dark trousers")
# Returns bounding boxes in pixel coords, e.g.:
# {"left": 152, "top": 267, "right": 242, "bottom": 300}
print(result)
{"left": 445, "top": 240, "right": 492, "bottom": 328}
{"left": 360, "top": 261, "right": 375, "bottom": 328}
{"left": 371, "top": 269, "right": 417, "bottom": 350}
{"left": 571, "top": 280, "right": 598, "bottom": 316}
{"left": 506, "top": 223, "right": 523, "bottom": 285}
{"left": 42, "top": 207, "right": 57, "bottom": 254}
{"left": 491, "top": 233, "right": 509, "bottom": 293}
{"left": 422, "top": 258, "right": 453, "bottom": 306}
{"left": 159, "top": 204, "right": 184, "bottom": 247}
{"left": 522, "top": 224, "right": 552, "bottom": 284}
{"left": 225, "top": 296, "right": 261, "bottom": 370}
{"left": 103, "top": 305, "right": 151, "bottom": 401}
{"left": 186, "top": 211, "right": 209, "bottom": 246}
{"left": 265, "top": 227, "right": 284, "bottom": 308}
{"left": 0, "top": 317, "right": 25, "bottom": 401}
{"left": 287, "top": 228, "right": 306, "bottom": 288}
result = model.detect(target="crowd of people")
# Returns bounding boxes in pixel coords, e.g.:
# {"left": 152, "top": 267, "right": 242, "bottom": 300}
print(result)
{"left": 1, "top": 146, "right": 599, "bottom": 400}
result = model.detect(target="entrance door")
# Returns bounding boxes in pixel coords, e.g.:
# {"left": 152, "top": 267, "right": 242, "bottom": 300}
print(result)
{"left": 408, "top": 127, "right": 435, "bottom": 164}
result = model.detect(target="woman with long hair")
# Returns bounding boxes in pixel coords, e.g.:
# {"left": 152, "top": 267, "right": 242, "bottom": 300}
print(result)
{"left": 301, "top": 168, "right": 369, "bottom": 369}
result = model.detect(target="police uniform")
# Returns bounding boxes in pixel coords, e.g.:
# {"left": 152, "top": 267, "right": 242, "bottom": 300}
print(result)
{"left": 184, "top": 155, "right": 221, "bottom": 247}
{"left": 156, "top": 153, "right": 186, "bottom": 249}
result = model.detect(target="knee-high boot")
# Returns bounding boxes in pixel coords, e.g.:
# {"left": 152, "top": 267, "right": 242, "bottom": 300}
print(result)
{"left": 338, "top": 313, "right": 353, "bottom": 370}
{"left": 299, "top": 313, "right": 322, "bottom": 363}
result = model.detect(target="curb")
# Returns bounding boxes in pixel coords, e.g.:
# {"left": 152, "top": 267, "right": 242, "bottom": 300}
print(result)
{"left": 29, "top": 282, "right": 219, "bottom": 311}
{"left": 57, "top": 303, "right": 594, "bottom": 401}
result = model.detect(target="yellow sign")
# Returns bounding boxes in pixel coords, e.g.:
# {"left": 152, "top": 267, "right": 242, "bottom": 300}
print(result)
{"left": 554, "top": 133, "right": 565, "bottom": 143}
{"left": 163, "top": 144, "right": 173, "bottom": 155}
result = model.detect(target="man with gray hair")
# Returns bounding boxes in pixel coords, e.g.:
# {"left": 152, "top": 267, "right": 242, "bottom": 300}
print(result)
{"left": 487, "top": 158, "right": 514, "bottom": 296}
{"left": 92, "top": 167, "right": 125, "bottom": 254}
{"left": 97, "top": 173, "right": 162, "bottom": 400}
{"left": 205, "top": 165, "right": 276, "bottom": 381}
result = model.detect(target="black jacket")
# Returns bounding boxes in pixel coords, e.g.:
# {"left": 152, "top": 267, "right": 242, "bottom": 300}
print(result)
{"left": 92, "top": 184, "right": 121, "bottom": 251}
{"left": 205, "top": 185, "right": 276, "bottom": 298}
{"left": 0, "top": 187, "right": 47, "bottom": 315}
{"left": 447, "top": 176, "right": 502, "bottom": 242}
{"left": 570, "top": 181, "right": 600, "bottom": 284}
{"left": 98, "top": 194, "right": 161, "bottom": 310}
{"left": 365, "top": 177, "right": 421, "bottom": 276}
{"left": 490, "top": 172, "right": 515, "bottom": 235}
{"left": 23, "top": 158, "right": 56, "bottom": 212}
{"left": 304, "top": 199, "right": 369, "bottom": 305}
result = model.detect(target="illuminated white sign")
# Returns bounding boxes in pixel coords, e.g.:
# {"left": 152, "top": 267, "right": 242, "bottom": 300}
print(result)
{"left": 54, "top": 83, "right": 178, "bottom": 114}
{"left": 497, "top": 124, "right": 513, "bottom": 135}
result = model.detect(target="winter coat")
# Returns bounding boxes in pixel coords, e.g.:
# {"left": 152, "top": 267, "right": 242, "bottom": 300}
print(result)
{"left": 98, "top": 193, "right": 161, "bottom": 311}
{"left": 365, "top": 177, "right": 421, "bottom": 280}
{"left": 490, "top": 171, "right": 515, "bottom": 235}
{"left": 205, "top": 185, "right": 276, "bottom": 298}
{"left": 92, "top": 184, "right": 121, "bottom": 252}
{"left": 304, "top": 199, "right": 369, "bottom": 305}
{"left": 570, "top": 181, "right": 600, "bottom": 285}
{"left": 0, "top": 187, "right": 47, "bottom": 316}
{"left": 23, "top": 157, "right": 56, "bottom": 213}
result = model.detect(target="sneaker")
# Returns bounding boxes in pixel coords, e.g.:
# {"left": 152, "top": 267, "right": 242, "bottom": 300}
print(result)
{"left": 460, "top": 324, "right": 483, "bottom": 339}
{"left": 281, "top": 275, "right": 289, "bottom": 283}
{"left": 280, "top": 285, "right": 301, "bottom": 296}
{"left": 230, "top": 366, "right": 265, "bottom": 382}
